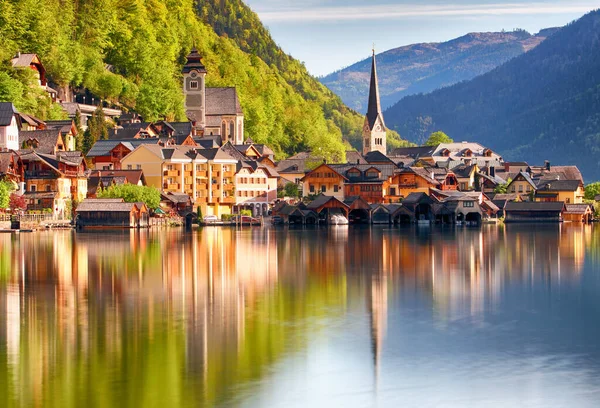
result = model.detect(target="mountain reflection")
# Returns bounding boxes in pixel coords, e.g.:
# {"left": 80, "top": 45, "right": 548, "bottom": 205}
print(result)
{"left": 0, "top": 224, "right": 597, "bottom": 407}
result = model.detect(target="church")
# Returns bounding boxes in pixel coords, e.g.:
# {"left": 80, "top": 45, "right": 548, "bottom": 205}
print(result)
{"left": 182, "top": 48, "right": 244, "bottom": 144}
{"left": 362, "top": 50, "right": 387, "bottom": 156}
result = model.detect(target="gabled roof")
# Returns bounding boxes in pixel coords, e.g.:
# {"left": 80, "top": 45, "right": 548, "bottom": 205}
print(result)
{"left": 363, "top": 150, "right": 393, "bottom": 164}
{"left": 0, "top": 102, "right": 18, "bottom": 126}
{"left": 509, "top": 171, "right": 536, "bottom": 188}
{"left": 10, "top": 53, "right": 41, "bottom": 68}
{"left": 301, "top": 163, "right": 348, "bottom": 182}
{"left": 536, "top": 179, "right": 581, "bottom": 192}
{"left": 161, "top": 192, "right": 192, "bottom": 204}
{"left": 345, "top": 150, "right": 368, "bottom": 165}
{"left": 87, "top": 139, "right": 158, "bottom": 157}
{"left": 330, "top": 163, "right": 396, "bottom": 183}
{"left": 77, "top": 199, "right": 136, "bottom": 213}
{"left": 402, "top": 192, "right": 434, "bottom": 205}
{"left": 0, "top": 151, "right": 19, "bottom": 174}
{"left": 90, "top": 170, "right": 145, "bottom": 186}
{"left": 451, "top": 164, "right": 477, "bottom": 178}
{"left": 205, "top": 87, "right": 243, "bottom": 116}
{"left": 18, "top": 112, "right": 44, "bottom": 128}
{"left": 396, "top": 166, "right": 440, "bottom": 186}
{"left": 564, "top": 204, "right": 592, "bottom": 214}
{"left": 19, "top": 130, "right": 63, "bottom": 154}
{"left": 306, "top": 194, "right": 349, "bottom": 211}
{"left": 390, "top": 145, "right": 436, "bottom": 158}
{"left": 275, "top": 159, "right": 307, "bottom": 174}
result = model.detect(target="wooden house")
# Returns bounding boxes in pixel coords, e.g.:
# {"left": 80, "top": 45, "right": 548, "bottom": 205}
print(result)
{"left": 160, "top": 192, "right": 194, "bottom": 216}
{"left": 563, "top": 204, "right": 593, "bottom": 223}
{"left": 343, "top": 196, "right": 372, "bottom": 223}
{"left": 301, "top": 163, "right": 347, "bottom": 200}
{"left": 386, "top": 167, "right": 440, "bottom": 202}
{"left": 20, "top": 130, "right": 67, "bottom": 154}
{"left": 306, "top": 194, "right": 350, "bottom": 222}
{"left": 87, "top": 139, "right": 159, "bottom": 170}
{"left": 0, "top": 151, "right": 24, "bottom": 188}
{"left": 504, "top": 201, "right": 565, "bottom": 223}
{"left": 331, "top": 164, "right": 396, "bottom": 204}
{"left": 76, "top": 198, "right": 148, "bottom": 228}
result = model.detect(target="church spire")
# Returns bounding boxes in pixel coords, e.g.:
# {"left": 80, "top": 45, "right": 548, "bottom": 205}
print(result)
{"left": 366, "top": 49, "right": 385, "bottom": 130}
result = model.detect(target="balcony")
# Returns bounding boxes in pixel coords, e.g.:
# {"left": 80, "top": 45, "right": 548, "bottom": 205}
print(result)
{"left": 222, "top": 183, "right": 235, "bottom": 191}
{"left": 224, "top": 171, "right": 235, "bottom": 177}
{"left": 196, "top": 171, "right": 208, "bottom": 178}
{"left": 220, "top": 197, "right": 236, "bottom": 204}
{"left": 165, "top": 183, "right": 180, "bottom": 190}
{"left": 164, "top": 170, "right": 179, "bottom": 177}
{"left": 25, "top": 170, "right": 56, "bottom": 179}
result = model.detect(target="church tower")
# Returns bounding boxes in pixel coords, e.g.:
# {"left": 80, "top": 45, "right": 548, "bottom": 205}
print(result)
{"left": 362, "top": 50, "right": 387, "bottom": 155}
{"left": 182, "top": 47, "right": 207, "bottom": 131}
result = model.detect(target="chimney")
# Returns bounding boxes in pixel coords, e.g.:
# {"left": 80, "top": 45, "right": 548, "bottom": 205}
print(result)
{"left": 490, "top": 166, "right": 496, "bottom": 177}
{"left": 504, "top": 162, "right": 510, "bottom": 172}
{"left": 356, "top": 159, "right": 360, "bottom": 165}
{"left": 545, "top": 161, "right": 551, "bottom": 171}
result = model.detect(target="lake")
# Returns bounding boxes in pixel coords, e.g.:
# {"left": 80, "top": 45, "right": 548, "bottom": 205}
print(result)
{"left": 1, "top": 224, "right": 600, "bottom": 407}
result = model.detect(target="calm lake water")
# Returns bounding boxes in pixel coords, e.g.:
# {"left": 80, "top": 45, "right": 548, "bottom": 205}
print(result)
{"left": 1, "top": 224, "right": 600, "bottom": 407}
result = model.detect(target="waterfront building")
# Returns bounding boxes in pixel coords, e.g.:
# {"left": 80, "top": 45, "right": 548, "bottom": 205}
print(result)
{"left": 300, "top": 163, "right": 347, "bottom": 200}
{"left": 534, "top": 179, "right": 585, "bottom": 204}
{"left": 504, "top": 201, "right": 565, "bottom": 223}
{"left": 75, "top": 198, "right": 148, "bottom": 228}
{"left": 331, "top": 163, "right": 397, "bottom": 204}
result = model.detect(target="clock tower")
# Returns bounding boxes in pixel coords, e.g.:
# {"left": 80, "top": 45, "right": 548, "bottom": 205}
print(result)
{"left": 362, "top": 49, "right": 387, "bottom": 155}
{"left": 182, "top": 47, "right": 207, "bottom": 131}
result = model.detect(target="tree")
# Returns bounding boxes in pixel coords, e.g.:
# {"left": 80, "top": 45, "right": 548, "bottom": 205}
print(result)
{"left": 0, "top": 181, "right": 12, "bottom": 210}
{"left": 98, "top": 184, "right": 161, "bottom": 210}
{"left": 584, "top": 182, "right": 600, "bottom": 200}
{"left": 425, "top": 131, "right": 453, "bottom": 146}
{"left": 8, "top": 193, "right": 27, "bottom": 214}
{"left": 83, "top": 105, "right": 109, "bottom": 154}
{"left": 282, "top": 182, "right": 299, "bottom": 198}
{"left": 494, "top": 178, "right": 512, "bottom": 194}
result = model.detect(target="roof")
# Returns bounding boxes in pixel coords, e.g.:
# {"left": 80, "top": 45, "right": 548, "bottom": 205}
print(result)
{"left": 19, "top": 130, "right": 62, "bottom": 154}
{"left": 77, "top": 199, "right": 136, "bottom": 213}
{"left": 24, "top": 191, "right": 57, "bottom": 199}
{"left": 504, "top": 201, "right": 565, "bottom": 212}
{"left": 161, "top": 192, "right": 192, "bottom": 204}
{"left": 87, "top": 139, "right": 158, "bottom": 157}
{"left": 0, "top": 102, "right": 18, "bottom": 126}
{"left": 90, "top": 170, "right": 145, "bottom": 185}
{"left": 10, "top": 53, "right": 39, "bottom": 68}
{"left": 509, "top": 171, "right": 536, "bottom": 188}
{"left": 108, "top": 127, "right": 145, "bottom": 140}
{"left": 18, "top": 112, "right": 44, "bottom": 128}
{"left": 306, "top": 194, "right": 349, "bottom": 210}
{"left": 564, "top": 204, "right": 592, "bottom": 214}
{"left": 402, "top": 192, "right": 433, "bottom": 205}
{"left": 536, "top": 179, "right": 581, "bottom": 192}
{"left": 205, "top": 87, "right": 243, "bottom": 116}
{"left": 363, "top": 150, "right": 393, "bottom": 164}
{"left": 0, "top": 152, "right": 18, "bottom": 174}
{"left": 330, "top": 163, "right": 396, "bottom": 183}
{"left": 397, "top": 166, "right": 440, "bottom": 186}
{"left": 345, "top": 150, "right": 368, "bottom": 165}
{"left": 391, "top": 146, "right": 437, "bottom": 158}
{"left": 451, "top": 164, "right": 477, "bottom": 178}
{"left": 182, "top": 47, "right": 207, "bottom": 74}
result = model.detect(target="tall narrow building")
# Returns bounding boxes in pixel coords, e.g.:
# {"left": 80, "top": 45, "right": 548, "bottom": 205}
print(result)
{"left": 362, "top": 50, "right": 387, "bottom": 155}
{"left": 182, "top": 47, "right": 207, "bottom": 131}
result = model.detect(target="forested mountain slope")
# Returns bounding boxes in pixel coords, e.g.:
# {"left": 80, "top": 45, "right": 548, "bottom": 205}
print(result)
{"left": 321, "top": 29, "right": 558, "bottom": 113}
{"left": 384, "top": 10, "right": 600, "bottom": 181}
{"left": 0, "top": 0, "right": 408, "bottom": 160}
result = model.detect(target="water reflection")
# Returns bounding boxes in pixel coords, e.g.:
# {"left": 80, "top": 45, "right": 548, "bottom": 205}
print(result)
{"left": 0, "top": 224, "right": 599, "bottom": 407}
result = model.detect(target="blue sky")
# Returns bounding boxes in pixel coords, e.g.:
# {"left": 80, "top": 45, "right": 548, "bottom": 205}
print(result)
{"left": 244, "top": 0, "right": 598, "bottom": 76}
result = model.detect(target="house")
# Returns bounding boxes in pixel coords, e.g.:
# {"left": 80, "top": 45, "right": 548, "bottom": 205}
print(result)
{"left": 45, "top": 120, "right": 78, "bottom": 151}
{"left": 0, "top": 151, "right": 24, "bottom": 189}
{"left": 504, "top": 201, "right": 565, "bottom": 223}
{"left": 394, "top": 192, "right": 436, "bottom": 223}
{"left": 0, "top": 102, "right": 21, "bottom": 151}
{"left": 20, "top": 129, "right": 68, "bottom": 154}
{"left": 563, "top": 204, "right": 593, "bottom": 223}
{"left": 87, "top": 139, "right": 160, "bottom": 170}
{"left": 75, "top": 198, "right": 148, "bottom": 228}
{"left": 506, "top": 171, "right": 536, "bottom": 197}
{"left": 391, "top": 142, "right": 502, "bottom": 168}
{"left": 534, "top": 179, "right": 585, "bottom": 204}
{"left": 160, "top": 192, "right": 194, "bottom": 215}
{"left": 440, "top": 196, "right": 483, "bottom": 224}
{"left": 18, "top": 112, "right": 45, "bottom": 131}
{"left": 386, "top": 167, "right": 440, "bottom": 202}
{"left": 370, "top": 203, "right": 401, "bottom": 224}
{"left": 301, "top": 163, "right": 347, "bottom": 200}
{"left": 451, "top": 164, "right": 479, "bottom": 191}
{"left": 87, "top": 169, "right": 146, "bottom": 198}
{"left": 10, "top": 53, "right": 58, "bottom": 100}
{"left": 120, "top": 144, "right": 238, "bottom": 217}
{"left": 21, "top": 151, "right": 88, "bottom": 216}
{"left": 331, "top": 164, "right": 397, "bottom": 204}
{"left": 343, "top": 196, "right": 372, "bottom": 223}
{"left": 234, "top": 161, "right": 279, "bottom": 216}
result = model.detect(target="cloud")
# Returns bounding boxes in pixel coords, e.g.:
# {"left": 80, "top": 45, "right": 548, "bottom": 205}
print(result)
{"left": 255, "top": 2, "right": 597, "bottom": 23}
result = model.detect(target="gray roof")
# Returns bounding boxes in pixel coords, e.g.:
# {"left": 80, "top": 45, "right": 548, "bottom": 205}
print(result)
{"left": 19, "top": 130, "right": 62, "bottom": 154}
{"left": 345, "top": 150, "right": 368, "bottom": 165}
{"left": 365, "top": 52, "right": 385, "bottom": 130}
{"left": 205, "top": 87, "right": 243, "bottom": 116}
{"left": 0, "top": 102, "right": 18, "bottom": 126}
{"left": 390, "top": 145, "right": 436, "bottom": 158}
{"left": 330, "top": 163, "right": 396, "bottom": 182}
{"left": 0, "top": 152, "right": 18, "bottom": 174}
{"left": 505, "top": 201, "right": 565, "bottom": 212}
{"left": 77, "top": 199, "right": 135, "bottom": 212}
{"left": 87, "top": 139, "right": 157, "bottom": 157}
{"left": 564, "top": 204, "right": 592, "bottom": 214}
{"left": 536, "top": 179, "right": 581, "bottom": 192}
{"left": 306, "top": 194, "right": 349, "bottom": 210}
{"left": 11, "top": 53, "right": 38, "bottom": 68}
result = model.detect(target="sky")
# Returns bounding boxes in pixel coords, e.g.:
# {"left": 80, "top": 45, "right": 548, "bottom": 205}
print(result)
{"left": 244, "top": 0, "right": 599, "bottom": 76}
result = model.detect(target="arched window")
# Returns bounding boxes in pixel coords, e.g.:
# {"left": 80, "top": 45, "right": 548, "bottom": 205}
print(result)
{"left": 221, "top": 122, "right": 227, "bottom": 139}
{"left": 229, "top": 121, "right": 235, "bottom": 141}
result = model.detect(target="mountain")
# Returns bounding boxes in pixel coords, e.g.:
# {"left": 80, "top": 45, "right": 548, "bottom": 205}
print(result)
{"left": 0, "top": 0, "right": 408, "bottom": 160}
{"left": 384, "top": 9, "right": 600, "bottom": 181}
{"left": 321, "top": 29, "right": 559, "bottom": 113}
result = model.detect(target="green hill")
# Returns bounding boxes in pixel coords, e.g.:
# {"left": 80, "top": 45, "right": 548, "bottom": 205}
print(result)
{"left": 321, "top": 29, "right": 558, "bottom": 113}
{"left": 384, "top": 9, "right": 600, "bottom": 181}
{"left": 0, "top": 0, "right": 408, "bottom": 160}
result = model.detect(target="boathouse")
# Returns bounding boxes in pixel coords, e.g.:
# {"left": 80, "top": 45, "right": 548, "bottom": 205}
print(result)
{"left": 563, "top": 204, "right": 593, "bottom": 223}
{"left": 504, "top": 201, "right": 565, "bottom": 223}
{"left": 76, "top": 198, "right": 148, "bottom": 228}
{"left": 306, "top": 194, "right": 350, "bottom": 223}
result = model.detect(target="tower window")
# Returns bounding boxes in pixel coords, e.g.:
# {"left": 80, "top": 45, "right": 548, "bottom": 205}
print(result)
{"left": 190, "top": 81, "right": 198, "bottom": 89}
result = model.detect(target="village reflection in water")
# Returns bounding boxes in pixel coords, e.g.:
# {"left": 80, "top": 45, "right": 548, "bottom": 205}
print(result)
{"left": 0, "top": 224, "right": 598, "bottom": 407}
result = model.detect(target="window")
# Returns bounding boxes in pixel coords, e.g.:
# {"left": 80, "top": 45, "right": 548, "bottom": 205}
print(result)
{"left": 321, "top": 185, "right": 326, "bottom": 193}
{"left": 136, "top": 164, "right": 142, "bottom": 170}
{"left": 518, "top": 185, "right": 523, "bottom": 193}
{"left": 46, "top": 185, "right": 51, "bottom": 192}
{"left": 190, "top": 81, "right": 198, "bottom": 89}
{"left": 309, "top": 184, "right": 315, "bottom": 193}
{"left": 526, "top": 185, "right": 531, "bottom": 192}
{"left": 127, "top": 165, "right": 132, "bottom": 170}
{"left": 463, "top": 201, "right": 474, "bottom": 208}
{"left": 30, "top": 185, "right": 36, "bottom": 192}
{"left": 334, "top": 185, "right": 339, "bottom": 192}
{"left": 511, "top": 186, "right": 516, "bottom": 193}
{"left": 566, "top": 198, "right": 571, "bottom": 203}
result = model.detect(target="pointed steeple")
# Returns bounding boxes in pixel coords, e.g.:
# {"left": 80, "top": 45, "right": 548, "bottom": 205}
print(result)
{"left": 366, "top": 49, "right": 385, "bottom": 130}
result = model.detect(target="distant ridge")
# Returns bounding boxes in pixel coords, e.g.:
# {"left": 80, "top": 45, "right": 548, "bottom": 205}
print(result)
{"left": 383, "top": 10, "right": 600, "bottom": 181}
{"left": 320, "top": 28, "right": 558, "bottom": 113}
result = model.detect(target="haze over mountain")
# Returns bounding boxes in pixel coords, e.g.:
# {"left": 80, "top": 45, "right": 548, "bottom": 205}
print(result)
{"left": 321, "top": 28, "right": 559, "bottom": 113}
{"left": 384, "top": 9, "right": 600, "bottom": 181}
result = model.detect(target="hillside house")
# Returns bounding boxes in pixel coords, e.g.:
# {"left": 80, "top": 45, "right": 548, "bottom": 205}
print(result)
{"left": 0, "top": 102, "right": 21, "bottom": 151}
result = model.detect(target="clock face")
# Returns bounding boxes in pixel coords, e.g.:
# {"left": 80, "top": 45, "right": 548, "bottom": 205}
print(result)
{"left": 191, "top": 71, "right": 197, "bottom": 78}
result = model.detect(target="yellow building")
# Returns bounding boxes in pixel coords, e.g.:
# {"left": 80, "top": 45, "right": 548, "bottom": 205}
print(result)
{"left": 535, "top": 179, "right": 585, "bottom": 204}
{"left": 121, "top": 145, "right": 238, "bottom": 216}
{"left": 300, "top": 163, "right": 347, "bottom": 200}
{"left": 234, "top": 162, "right": 279, "bottom": 215}
{"left": 507, "top": 171, "right": 536, "bottom": 196}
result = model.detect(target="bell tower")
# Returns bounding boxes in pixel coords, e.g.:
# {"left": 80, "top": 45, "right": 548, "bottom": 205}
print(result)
{"left": 362, "top": 49, "right": 387, "bottom": 155}
{"left": 182, "top": 47, "right": 207, "bottom": 131}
